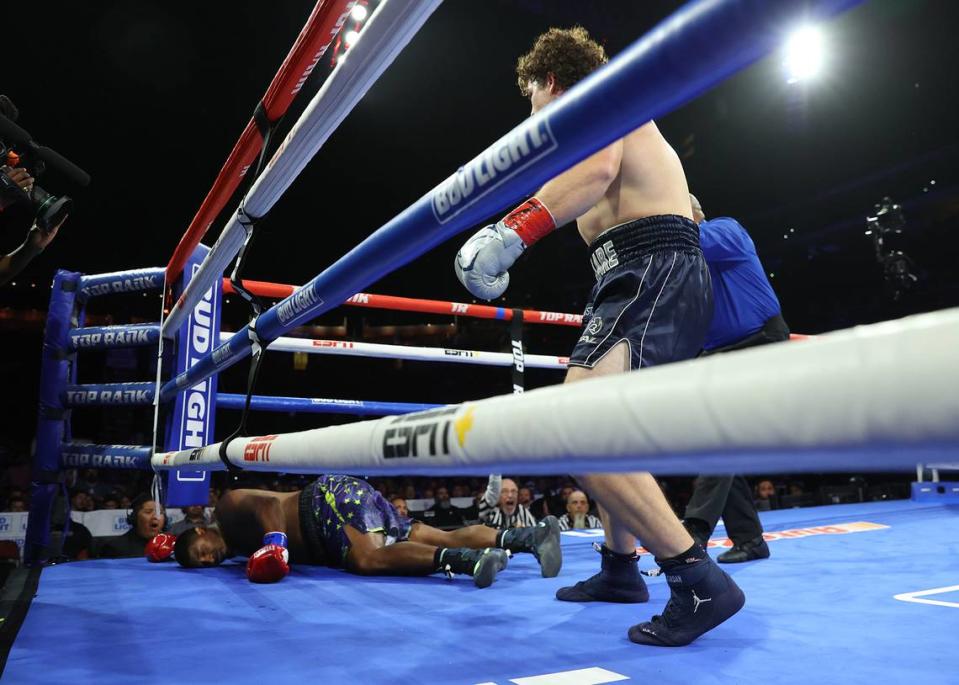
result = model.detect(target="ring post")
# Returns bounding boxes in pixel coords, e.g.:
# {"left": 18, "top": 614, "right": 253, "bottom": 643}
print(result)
{"left": 25, "top": 269, "right": 80, "bottom": 565}
{"left": 164, "top": 244, "right": 222, "bottom": 506}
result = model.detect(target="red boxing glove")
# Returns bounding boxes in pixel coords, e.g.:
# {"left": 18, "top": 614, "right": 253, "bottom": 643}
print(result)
{"left": 501, "top": 197, "right": 556, "bottom": 247}
{"left": 145, "top": 533, "right": 177, "bottom": 562}
{"left": 246, "top": 544, "right": 290, "bottom": 583}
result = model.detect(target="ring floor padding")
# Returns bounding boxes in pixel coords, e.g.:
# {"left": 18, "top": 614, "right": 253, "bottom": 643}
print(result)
{"left": 5, "top": 500, "right": 957, "bottom": 684}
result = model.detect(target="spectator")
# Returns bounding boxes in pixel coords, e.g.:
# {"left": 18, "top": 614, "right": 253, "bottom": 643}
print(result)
{"left": 390, "top": 496, "right": 410, "bottom": 518}
{"left": 530, "top": 482, "right": 574, "bottom": 520}
{"left": 558, "top": 491, "right": 603, "bottom": 531}
{"left": 102, "top": 498, "right": 119, "bottom": 510}
{"left": 70, "top": 490, "right": 94, "bottom": 513}
{"left": 518, "top": 487, "right": 533, "bottom": 507}
{"left": 170, "top": 504, "right": 212, "bottom": 536}
{"left": 451, "top": 484, "right": 468, "bottom": 498}
{"left": 402, "top": 484, "right": 417, "bottom": 500}
{"left": 119, "top": 495, "right": 132, "bottom": 509}
{"left": 58, "top": 521, "right": 93, "bottom": 561}
{"left": 455, "top": 490, "right": 482, "bottom": 523}
{"left": 8, "top": 497, "right": 26, "bottom": 512}
{"left": 478, "top": 475, "right": 537, "bottom": 529}
{"left": 754, "top": 480, "right": 778, "bottom": 511}
{"left": 423, "top": 486, "right": 467, "bottom": 529}
{"left": 97, "top": 494, "right": 166, "bottom": 559}
{"left": 5, "top": 487, "right": 26, "bottom": 507}
{"left": 75, "top": 469, "right": 113, "bottom": 500}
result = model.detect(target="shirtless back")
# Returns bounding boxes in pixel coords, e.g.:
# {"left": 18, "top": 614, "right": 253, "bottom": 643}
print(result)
{"left": 576, "top": 122, "right": 692, "bottom": 244}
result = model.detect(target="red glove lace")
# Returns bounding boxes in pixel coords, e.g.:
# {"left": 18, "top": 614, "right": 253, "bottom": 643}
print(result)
{"left": 502, "top": 197, "right": 556, "bottom": 247}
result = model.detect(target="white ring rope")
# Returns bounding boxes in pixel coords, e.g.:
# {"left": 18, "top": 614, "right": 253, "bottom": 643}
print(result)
{"left": 155, "top": 308, "right": 959, "bottom": 476}
{"left": 223, "top": 332, "right": 568, "bottom": 369}
{"left": 162, "top": 0, "right": 443, "bottom": 336}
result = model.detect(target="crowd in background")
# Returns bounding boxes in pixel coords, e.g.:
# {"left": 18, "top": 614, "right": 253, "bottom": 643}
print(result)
{"left": 0, "top": 469, "right": 899, "bottom": 523}
{"left": 0, "top": 449, "right": 914, "bottom": 567}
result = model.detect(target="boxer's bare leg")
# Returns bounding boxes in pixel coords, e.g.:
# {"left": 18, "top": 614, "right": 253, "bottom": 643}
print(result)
{"left": 409, "top": 522, "right": 498, "bottom": 548}
{"left": 594, "top": 503, "right": 637, "bottom": 556}
{"left": 566, "top": 341, "right": 693, "bottom": 559}
{"left": 344, "top": 526, "right": 436, "bottom": 575}
{"left": 343, "top": 524, "right": 509, "bottom": 587}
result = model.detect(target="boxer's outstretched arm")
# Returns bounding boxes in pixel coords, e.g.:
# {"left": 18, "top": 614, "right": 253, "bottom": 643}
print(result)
{"left": 536, "top": 141, "right": 622, "bottom": 226}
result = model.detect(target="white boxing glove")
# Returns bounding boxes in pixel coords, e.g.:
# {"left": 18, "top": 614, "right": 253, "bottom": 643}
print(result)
{"left": 454, "top": 198, "right": 557, "bottom": 301}
{"left": 454, "top": 222, "right": 526, "bottom": 301}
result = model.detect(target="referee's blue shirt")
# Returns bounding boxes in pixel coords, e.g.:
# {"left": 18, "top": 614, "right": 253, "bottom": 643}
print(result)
{"left": 700, "top": 217, "right": 781, "bottom": 350}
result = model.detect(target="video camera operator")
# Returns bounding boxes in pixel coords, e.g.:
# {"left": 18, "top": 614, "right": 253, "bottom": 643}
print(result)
{"left": 0, "top": 163, "right": 66, "bottom": 286}
{"left": 0, "top": 93, "right": 88, "bottom": 287}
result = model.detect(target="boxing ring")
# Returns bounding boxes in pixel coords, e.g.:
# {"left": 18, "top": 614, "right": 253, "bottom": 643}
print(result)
{"left": 8, "top": 500, "right": 958, "bottom": 684}
{"left": 9, "top": 0, "right": 959, "bottom": 683}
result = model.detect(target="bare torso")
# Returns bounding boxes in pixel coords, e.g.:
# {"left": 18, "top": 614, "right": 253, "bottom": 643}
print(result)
{"left": 576, "top": 121, "right": 692, "bottom": 244}
{"left": 214, "top": 489, "right": 310, "bottom": 563}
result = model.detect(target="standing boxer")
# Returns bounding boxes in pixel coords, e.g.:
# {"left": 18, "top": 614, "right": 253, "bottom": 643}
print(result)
{"left": 455, "top": 27, "right": 743, "bottom": 646}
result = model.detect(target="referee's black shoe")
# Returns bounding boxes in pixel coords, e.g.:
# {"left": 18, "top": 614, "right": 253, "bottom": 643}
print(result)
{"left": 717, "top": 535, "right": 770, "bottom": 564}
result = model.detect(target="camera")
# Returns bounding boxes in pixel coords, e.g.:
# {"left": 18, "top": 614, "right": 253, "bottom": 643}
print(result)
{"left": 865, "top": 197, "right": 905, "bottom": 240}
{"left": 865, "top": 197, "right": 917, "bottom": 301}
{"left": 0, "top": 149, "right": 73, "bottom": 230}
{"left": 0, "top": 94, "right": 90, "bottom": 230}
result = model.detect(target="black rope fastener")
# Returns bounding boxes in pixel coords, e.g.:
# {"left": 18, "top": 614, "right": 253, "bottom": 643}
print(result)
{"left": 217, "top": 99, "right": 284, "bottom": 476}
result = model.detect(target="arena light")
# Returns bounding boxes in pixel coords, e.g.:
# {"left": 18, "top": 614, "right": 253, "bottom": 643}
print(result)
{"left": 344, "top": 29, "right": 360, "bottom": 47}
{"left": 351, "top": 4, "right": 368, "bottom": 22}
{"left": 783, "top": 25, "right": 825, "bottom": 84}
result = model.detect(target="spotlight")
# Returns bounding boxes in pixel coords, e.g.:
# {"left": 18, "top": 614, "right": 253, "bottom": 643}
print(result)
{"left": 783, "top": 25, "right": 824, "bottom": 84}
{"left": 344, "top": 30, "right": 360, "bottom": 47}
{"left": 351, "top": 4, "right": 368, "bottom": 22}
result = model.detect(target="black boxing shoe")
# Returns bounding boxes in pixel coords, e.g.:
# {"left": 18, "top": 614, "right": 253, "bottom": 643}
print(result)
{"left": 437, "top": 547, "right": 509, "bottom": 589}
{"left": 497, "top": 516, "right": 562, "bottom": 578}
{"left": 556, "top": 543, "right": 649, "bottom": 603}
{"left": 717, "top": 535, "right": 770, "bottom": 564}
{"left": 628, "top": 553, "right": 745, "bottom": 647}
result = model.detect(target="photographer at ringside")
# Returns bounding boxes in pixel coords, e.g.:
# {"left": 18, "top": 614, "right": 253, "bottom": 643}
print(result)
{"left": 0, "top": 163, "right": 66, "bottom": 285}
{"left": 0, "top": 93, "right": 81, "bottom": 286}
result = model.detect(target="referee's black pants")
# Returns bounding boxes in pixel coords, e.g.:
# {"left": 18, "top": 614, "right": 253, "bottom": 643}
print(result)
{"left": 684, "top": 314, "right": 790, "bottom": 545}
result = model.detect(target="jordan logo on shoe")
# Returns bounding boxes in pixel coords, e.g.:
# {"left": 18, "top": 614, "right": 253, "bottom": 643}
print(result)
{"left": 691, "top": 590, "right": 712, "bottom": 613}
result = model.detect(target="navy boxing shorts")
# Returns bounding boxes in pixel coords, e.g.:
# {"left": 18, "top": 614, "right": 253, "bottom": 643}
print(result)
{"left": 299, "top": 475, "right": 413, "bottom": 568}
{"left": 568, "top": 215, "right": 712, "bottom": 370}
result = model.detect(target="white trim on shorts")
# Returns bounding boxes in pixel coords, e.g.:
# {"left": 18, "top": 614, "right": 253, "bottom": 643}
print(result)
{"left": 572, "top": 254, "right": 653, "bottom": 369}
{"left": 638, "top": 251, "right": 678, "bottom": 368}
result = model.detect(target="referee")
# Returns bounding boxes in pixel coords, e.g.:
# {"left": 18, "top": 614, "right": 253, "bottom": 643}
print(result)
{"left": 478, "top": 475, "right": 537, "bottom": 529}
{"left": 681, "top": 194, "right": 790, "bottom": 563}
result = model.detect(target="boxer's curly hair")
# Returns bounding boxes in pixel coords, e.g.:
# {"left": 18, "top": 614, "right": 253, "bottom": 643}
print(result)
{"left": 516, "top": 27, "right": 608, "bottom": 96}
